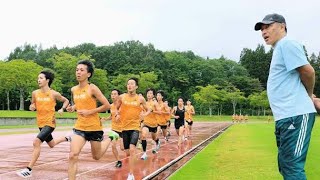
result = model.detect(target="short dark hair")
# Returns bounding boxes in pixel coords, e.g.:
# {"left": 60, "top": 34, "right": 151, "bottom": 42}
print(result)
{"left": 77, "top": 60, "right": 94, "bottom": 80}
{"left": 157, "top": 90, "right": 165, "bottom": 98}
{"left": 128, "top": 77, "right": 139, "bottom": 86}
{"left": 111, "top": 89, "right": 121, "bottom": 95}
{"left": 146, "top": 88, "right": 156, "bottom": 96}
{"left": 40, "top": 70, "right": 55, "bottom": 87}
{"left": 178, "top": 97, "right": 184, "bottom": 101}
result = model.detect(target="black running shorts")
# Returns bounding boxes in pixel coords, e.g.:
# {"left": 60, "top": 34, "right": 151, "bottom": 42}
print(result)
{"left": 73, "top": 129, "right": 104, "bottom": 142}
{"left": 122, "top": 130, "right": 139, "bottom": 150}
{"left": 186, "top": 120, "right": 193, "bottom": 126}
{"left": 37, "top": 126, "right": 55, "bottom": 142}
{"left": 174, "top": 120, "right": 185, "bottom": 130}
{"left": 143, "top": 125, "right": 157, "bottom": 133}
{"left": 158, "top": 124, "right": 167, "bottom": 129}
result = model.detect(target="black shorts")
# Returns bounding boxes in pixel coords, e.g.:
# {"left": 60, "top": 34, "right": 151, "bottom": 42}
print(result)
{"left": 174, "top": 120, "right": 185, "bottom": 130}
{"left": 112, "top": 130, "right": 123, "bottom": 139}
{"left": 73, "top": 129, "right": 104, "bottom": 142}
{"left": 37, "top": 126, "right": 55, "bottom": 142}
{"left": 158, "top": 124, "right": 167, "bottom": 129}
{"left": 143, "top": 125, "right": 157, "bottom": 133}
{"left": 167, "top": 120, "right": 171, "bottom": 126}
{"left": 186, "top": 120, "right": 193, "bottom": 126}
{"left": 122, "top": 130, "right": 139, "bottom": 150}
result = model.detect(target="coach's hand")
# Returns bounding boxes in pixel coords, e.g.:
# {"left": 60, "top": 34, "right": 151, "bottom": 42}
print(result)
{"left": 313, "top": 97, "right": 320, "bottom": 114}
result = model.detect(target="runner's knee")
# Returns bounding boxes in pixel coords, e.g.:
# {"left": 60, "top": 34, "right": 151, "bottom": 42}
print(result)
{"left": 69, "top": 151, "right": 80, "bottom": 161}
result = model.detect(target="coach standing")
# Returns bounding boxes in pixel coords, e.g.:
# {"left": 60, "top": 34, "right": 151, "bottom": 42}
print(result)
{"left": 255, "top": 13, "right": 316, "bottom": 179}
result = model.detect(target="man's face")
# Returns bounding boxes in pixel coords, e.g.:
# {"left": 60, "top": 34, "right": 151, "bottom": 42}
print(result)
{"left": 111, "top": 90, "right": 119, "bottom": 101}
{"left": 157, "top": 93, "right": 163, "bottom": 101}
{"left": 147, "top": 90, "right": 154, "bottom": 99}
{"left": 76, "top": 64, "right": 90, "bottom": 82}
{"left": 127, "top": 79, "right": 137, "bottom": 93}
{"left": 38, "top": 73, "right": 48, "bottom": 87}
{"left": 261, "top": 22, "right": 285, "bottom": 46}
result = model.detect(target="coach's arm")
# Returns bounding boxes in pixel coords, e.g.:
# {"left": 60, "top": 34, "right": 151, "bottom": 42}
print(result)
{"left": 297, "top": 64, "right": 315, "bottom": 97}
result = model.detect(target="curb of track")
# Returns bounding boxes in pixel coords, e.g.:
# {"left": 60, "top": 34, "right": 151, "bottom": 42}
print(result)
{"left": 142, "top": 123, "right": 233, "bottom": 180}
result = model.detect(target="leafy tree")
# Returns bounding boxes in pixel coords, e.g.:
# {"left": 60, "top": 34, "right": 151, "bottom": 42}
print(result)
{"left": 0, "top": 61, "right": 15, "bottom": 110}
{"left": 226, "top": 87, "right": 246, "bottom": 115}
{"left": 8, "top": 44, "right": 38, "bottom": 61}
{"left": 239, "top": 44, "right": 272, "bottom": 89}
{"left": 248, "top": 90, "right": 269, "bottom": 116}
{"left": 7, "top": 60, "right": 43, "bottom": 110}
{"left": 193, "top": 85, "right": 220, "bottom": 116}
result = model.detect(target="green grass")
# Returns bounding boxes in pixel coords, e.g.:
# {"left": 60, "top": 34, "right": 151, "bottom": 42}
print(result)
{"left": 193, "top": 115, "right": 272, "bottom": 122}
{"left": 170, "top": 119, "right": 320, "bottom": 180}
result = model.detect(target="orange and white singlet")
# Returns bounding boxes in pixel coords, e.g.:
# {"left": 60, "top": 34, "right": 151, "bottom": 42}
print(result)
{"left": 156, "top": 102, "right": 167, "bottom": 126}
{"left": 35, "top": 89, "right": 56, "bottom": 128}
{"left": 166, "top": 107, "right": 171, "bottom": 121}
{"left": 120, "top": 93, "right": 142, "bottom": 131}
{"left": 185, "top": 105, "right": 194, "bottom": 121}
{"left": 143, "top": 100, "right": 157, "bottom": 128}
{"left": 110, "top": 103, "right": 122, "bottom": 132}
{"left": 73, "top": 84, "right": 102, "bottom": 131}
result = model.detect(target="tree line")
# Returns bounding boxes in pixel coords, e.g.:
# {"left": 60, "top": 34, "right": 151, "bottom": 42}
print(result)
{"left": 1, "top": 41, "right": 318, "bottom": 115}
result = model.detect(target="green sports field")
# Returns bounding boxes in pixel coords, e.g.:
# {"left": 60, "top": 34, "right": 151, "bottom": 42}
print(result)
{"left": 170, "top": 118, "right": 320, "bottom": 180}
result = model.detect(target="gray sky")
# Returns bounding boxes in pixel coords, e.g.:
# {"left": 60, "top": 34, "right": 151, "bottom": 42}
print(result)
{"left": 1, "top": 0, "right": 319, "bottom": 61}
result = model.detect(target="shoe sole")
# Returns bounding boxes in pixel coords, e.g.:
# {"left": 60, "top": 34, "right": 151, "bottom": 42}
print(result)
{"left": 16, "top": 172, "right": 32, "bottom": 179}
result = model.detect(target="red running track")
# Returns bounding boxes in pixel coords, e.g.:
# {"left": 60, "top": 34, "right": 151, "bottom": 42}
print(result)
{"left": 0, "top": 122, "right": 231, "bottom": 180}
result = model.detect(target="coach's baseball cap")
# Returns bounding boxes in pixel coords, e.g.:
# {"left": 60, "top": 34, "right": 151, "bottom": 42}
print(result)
{"left": 254, "top": 13, "right": 286, "bottom": 31}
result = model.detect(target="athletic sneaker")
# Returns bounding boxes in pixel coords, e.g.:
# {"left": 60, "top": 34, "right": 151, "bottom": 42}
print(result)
{"left": 127, "top": 173, "right": 135, "bottom": 180}
{"left": 152, "top": 140, "right": 161, "bottom": 154}
{"left": 115, "top": 161, "right": 122, "bottom": 168}
{"left": 65, "top": 136, "right": 72, "bottom": 142}
{"left": 164, "top": 136, "right": 169, "bottom": 141}
{"left": 141, "top": 152, "right": 147, "bottom": 160}
{"left": 16, "top": 168, "right": 32, "bottom": 178}
{"left": 108, "top": 131, "right": 120, "bottom": 141}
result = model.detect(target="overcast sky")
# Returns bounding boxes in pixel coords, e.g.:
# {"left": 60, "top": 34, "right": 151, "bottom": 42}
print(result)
{"left": 0, "top": 0, "right": 319, "bottom": 61}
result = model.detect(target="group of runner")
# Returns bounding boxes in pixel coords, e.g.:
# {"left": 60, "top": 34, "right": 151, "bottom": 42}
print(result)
{"left": 16, "top": 60, "right": 195, "bottom": 180}
{"left": 232, "top": 114, "right": 248, "bottom": 123}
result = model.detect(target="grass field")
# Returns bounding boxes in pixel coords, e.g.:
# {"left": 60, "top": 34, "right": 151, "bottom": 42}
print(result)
{"left": 170, "top": 118, "right": 320, "bottom": 180}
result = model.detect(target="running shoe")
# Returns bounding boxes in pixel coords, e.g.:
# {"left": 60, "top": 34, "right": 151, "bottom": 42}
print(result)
{"left": 127, "top": 173, "right": 135, "bottom": 180}
{"left": 115, "top": 161, "right": 122, "bottom": 168}
{"left": 140, "top": 152, "right": 147, "bottom": 160}
{"left": 16, "top": 168, "right": 32, "bottom": 178}
{"left": 65, "top": 136, "right": 72, "bottom": 142}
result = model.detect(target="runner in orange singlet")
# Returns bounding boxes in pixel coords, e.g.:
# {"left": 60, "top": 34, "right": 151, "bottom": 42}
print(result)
{"left": 101, "top": 89, "right": 124, "bottom": 168}
{"left": 17, "top": 70, "right": 70, "bottom": 178}
{"left": 66, "top": 60, "right": 119, "bottom": 180}
{"left": 140, "top": 88, "right": 161, "bottom": 160}
{"left": 185, "top": 100, "right": 195, "bottom": 138}
{"left": 155, "top": 90, "right": 170, "bottom": 141}
{"left": 114, "top": 77, "right": 151, "bottom": 180}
